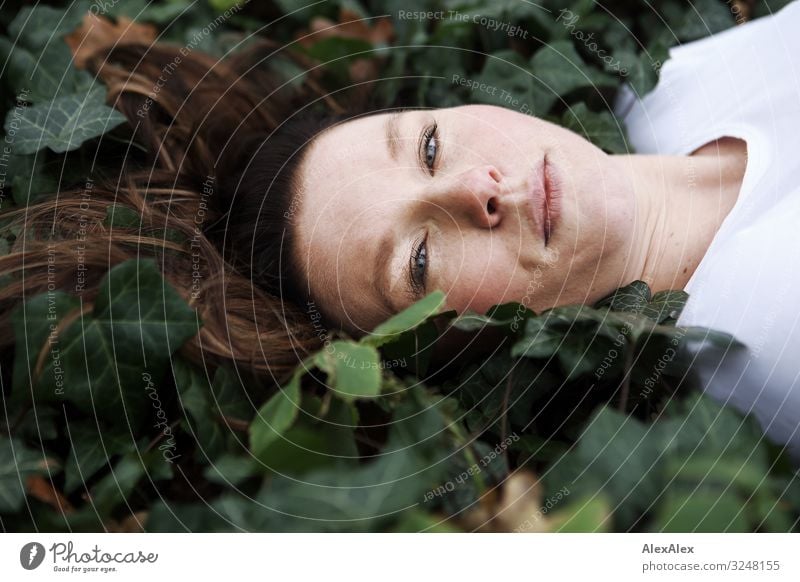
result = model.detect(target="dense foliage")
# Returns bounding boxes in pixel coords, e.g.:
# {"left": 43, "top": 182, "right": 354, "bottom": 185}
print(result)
{"left": 1, "top": 0, "right": 798, "bottom": 532}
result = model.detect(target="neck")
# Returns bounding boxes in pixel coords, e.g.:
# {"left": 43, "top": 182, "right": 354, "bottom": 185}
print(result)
{"left": 614, "top": 145, "right": 746, "bottom": 293}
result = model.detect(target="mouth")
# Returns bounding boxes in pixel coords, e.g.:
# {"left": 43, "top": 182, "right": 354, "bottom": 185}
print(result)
{"left": 530, "top": 154, "right": 561, "bottom": 246}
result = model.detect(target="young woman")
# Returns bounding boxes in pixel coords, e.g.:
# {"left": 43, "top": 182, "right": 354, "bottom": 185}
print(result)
{"left": 2, "top": 3, "right": 798, "bottom": 455}
{"left": 256, "top": 4, "right": 800, "bottom": 454}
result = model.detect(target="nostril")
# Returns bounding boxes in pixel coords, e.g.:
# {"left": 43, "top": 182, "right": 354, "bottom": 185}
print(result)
{"left": 487, "top": 197, "right": 498, "bottom": 214}
{"left": 488, "top": 166, "right": 502, "bottom": 183}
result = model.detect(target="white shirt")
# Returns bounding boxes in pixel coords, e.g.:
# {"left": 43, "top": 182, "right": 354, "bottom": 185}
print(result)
{"left": 615, "top": 1, "right": 800, "bottom": 457}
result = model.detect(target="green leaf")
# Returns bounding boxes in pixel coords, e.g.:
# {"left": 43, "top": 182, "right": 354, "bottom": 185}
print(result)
{"left": 0, "top": 436, "right": 51, "bottom": 513}
{"left": 469, "top": 50, "right": 536, "bottom": 111}
{"left": 0, "top": 37, "right": 99, "bottom": 104}
{"left": 11, "top": 290, "right": 81, "bottom": 399}
{"left": 314, "top": 341, "right": 382, "bottom": 401}
{"left": 614, "top": 42, "right": 670, "bottom": 96}
{"left": 8, "top": 1, "right": 90, "bottom": 48}
{"left": 173, "top": 358, "right": 230, "bottom": 463}
{"left": 175, "top": 359, "right": 250, "bottom": 461}
{"left": 555, "top": 321, "right": 619, "bottom": 382}
{"left": 364, "top": 290, "right": 446, "bottom": 347}
{"left": 653, "top": 491, "right": 749, "bottom": 532}
{"left": 209, "top": 0, "right": 246, "bottom": 11}
{"left": 561, "top": 101, "right": 629, "bottom": 153}
{"left": 90, "top": 451, "right": 166, "bottom": 514}
{"left": 64, "top": 424, "right": 132, "bottom": 494}
{"left": 303, "top": 37, "right": 373, "bottom": 80}
{"left": 549, "top": 495, "right": 612, "bottom": 532}
{"left": 34, "top": 259, "right": 200, "bottom": 424}
{"left": 203, "top": 454, "right": 257, "bottom": 486}
{"left": 6, "top": 92, "right": 127, "bottom": 154}
{"left": 511, "top": 315, "right": 563, "bottom": 359}
{"left": 530, "top": 40, "right": 616, "bottom": 114}
{"left": 545, "top": 406, "right": 663, "bottom": 529}
{"left": 640, "top": 290, "right": 688, "bottom": 323}
{"left": 8, "top": 152, "right": 59, "bottom": 206}
{"left": 673, "top": 0, "right": 735, "bottom": 41}
{"left": 152, "top": 390, "right": 452, "bottom": 532}
{"left": 253, "top": 396, "right": 358, "bottom": 475}
{"left": 249, "top": 368, "right": 303, "bottom": 456}
{"left": 457, "top": 351, "right": 556, "bottom": 435}
{"left": 658, "top": 393, "right": 767, "bottom": 460}
{"left": 594, "top": 280, "right": 651, "bottom": 312}
{"left": 449, "top": 301, "right": 530, "bottom": 333}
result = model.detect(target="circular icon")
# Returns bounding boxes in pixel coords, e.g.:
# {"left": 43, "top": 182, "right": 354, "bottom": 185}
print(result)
{"left": 20, "top": 542, "right": 46, "bottom": 570}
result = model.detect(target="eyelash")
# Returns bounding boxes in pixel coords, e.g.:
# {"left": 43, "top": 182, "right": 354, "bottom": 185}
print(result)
{"left": 420, "top": 122, "right": 439, "bottom": 175}
{"left": 409, "top": 122, "right": 437, "bottom": 296}
{"left": 409, "top": 231, "right": 428, "bottom": 295}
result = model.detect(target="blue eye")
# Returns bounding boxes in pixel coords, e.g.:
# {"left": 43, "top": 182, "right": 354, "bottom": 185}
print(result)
{"left": 421, "top": 123, "right": 438, "bottom": 174}
{"left": 410, "top": 234, "right": 428, "bottom": 293}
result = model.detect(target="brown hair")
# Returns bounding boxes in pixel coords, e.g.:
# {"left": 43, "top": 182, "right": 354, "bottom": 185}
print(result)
{"left": 0, "top": 39, "right": 350, "bottom": 387}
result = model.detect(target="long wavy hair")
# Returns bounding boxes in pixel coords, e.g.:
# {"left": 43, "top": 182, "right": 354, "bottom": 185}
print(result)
{"left": 0, "top": 38, "right": 352, "bottom": 387}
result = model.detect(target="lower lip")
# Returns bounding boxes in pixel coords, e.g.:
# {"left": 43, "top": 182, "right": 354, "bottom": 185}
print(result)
{"left": 542, "top": 154, "right": 561, "bottom": 246}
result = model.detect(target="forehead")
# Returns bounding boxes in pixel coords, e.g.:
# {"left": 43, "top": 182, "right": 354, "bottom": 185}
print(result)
{"left": 293, "top": 112, "right": 401, "bottom": 329}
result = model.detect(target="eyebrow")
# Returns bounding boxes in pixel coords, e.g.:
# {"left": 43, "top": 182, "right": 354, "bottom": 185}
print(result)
{"left": 384, "top": 112, "right": 402, "bottom": 162}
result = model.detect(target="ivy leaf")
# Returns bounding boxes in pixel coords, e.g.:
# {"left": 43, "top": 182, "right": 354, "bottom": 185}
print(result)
{"left": 90, "top": 450, "right": 169, "bottom": 515}
{"left": 0, "top": 32, "right": 98, "bottom": 103}
{"left": 511, "top": 315, "right": 563, "bottom": 359}
{"left": 152, "top": 390, "right": 451, "bottom": 532}
{"left": 174, "top": 360, "right": 230, "bottom": 461}
{"left": 0, "top": 437, "right": 52, "bottom": 513}
{"left": 561, "top": 101, "right": 630, "bottom": 153}
{"left": 11, "top": 290, "right": 81, "bottom": 400}
{"left": 449, "top": 301, "right": 532, "bottom": 333}
{"left": 594, "top": 280, "right": 652, "bottom": 312}
{"left": 548, "top": 495, "right": 613, "bottom": 532}
{"left": 64, "top": 424, "right": 132, "bottom": 494}
{"left": 6, "top": 92, "right": 127, "bottom": 154}
{"left": 652, "top": 490, "right": 749, "bottom": 532}
{"left": 614, "top": 42, "right": 670, "bottom": 96}
{"left": 34, "top": 259, "right": 200, "bottom": 425}
{"left": 8, "top": 152, "right": 60, "bottom": 206}
{"left": 544, "top": 406, "right": 663, "bottom": 529}
{"left": 456, "top": 352, "right": 556, "bottom": 435}
{"left": 555, "top": 320, "right": 619, "bottom": 382}
{"left": 7, "top": 1, "right": 90, "bottom": 48}
{"left": 639, "top": 290, "right": 688, "bottom": 323}
{"left": 378, "top": 314, "right": 444, "bottom": 378}
{"left": 658, "top": 392, "right": 767, "bottom": 459}
{"left": 314, "top": 341, "right": 382, "bottom": 401}
{"left": 364, "top": 290, "right": 446, "bottom": 347}
{"left": 249, "top": 367, "right": 303, "bottom": 457}
{"left": 530, "top": 40, "right": 616, "bottom": 114}
{"left": 470, "top": 50, "right": 535, "bottom": 111}
{"left": 203, "top": 454, "right": 257, "bottom": 486}
{"left": 673, "top": 0, "right": 735, "bottom": 41}
{"left": 252, "top": 396, "right": 358, "bottom": 475}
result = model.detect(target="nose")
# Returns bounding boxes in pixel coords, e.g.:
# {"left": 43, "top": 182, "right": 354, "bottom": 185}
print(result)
{"left": 427, "top": 165, "right": 503, "bottom": 229}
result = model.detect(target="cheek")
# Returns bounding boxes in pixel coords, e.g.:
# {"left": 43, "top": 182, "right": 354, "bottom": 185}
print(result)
{"left": 440, "top": 245, "right": 528, "bottom": 314}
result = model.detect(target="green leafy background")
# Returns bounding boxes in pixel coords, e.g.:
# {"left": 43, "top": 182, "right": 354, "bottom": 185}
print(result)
{"left": 1, "top": 0, "right": 798, "bottom": 532}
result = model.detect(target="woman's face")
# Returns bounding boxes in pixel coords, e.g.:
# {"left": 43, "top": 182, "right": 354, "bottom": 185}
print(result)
{"left": 294, "top": 104, "right": 636, "bottom": 334}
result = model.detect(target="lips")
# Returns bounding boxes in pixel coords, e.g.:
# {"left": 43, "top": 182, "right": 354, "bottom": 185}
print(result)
{"left": 542, "top": 154, "right": 561, "bottom": 245}
{"left": 529, "top": 154, "right": 561, "bottom": 246}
